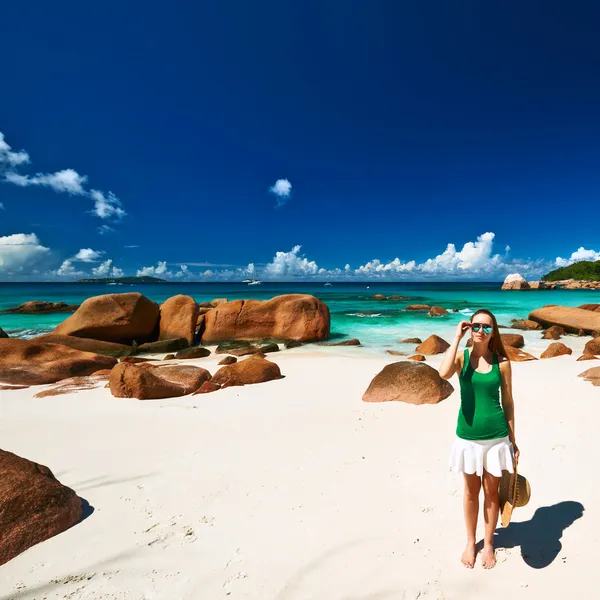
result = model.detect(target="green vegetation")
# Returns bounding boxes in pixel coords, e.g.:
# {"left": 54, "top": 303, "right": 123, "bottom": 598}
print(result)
{"left": 542, "top": 260, "right": 600, "bottom": 282}
{"left": 75, "top": 276, "right": 168, "bottom": 283}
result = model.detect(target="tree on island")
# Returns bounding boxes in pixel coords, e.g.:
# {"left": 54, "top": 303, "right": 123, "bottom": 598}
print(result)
{"left": 75, "top": 276, "right": 168, "bottom": 284}
{"left": 542, "top": 260, "right": 600, "bottom": 282}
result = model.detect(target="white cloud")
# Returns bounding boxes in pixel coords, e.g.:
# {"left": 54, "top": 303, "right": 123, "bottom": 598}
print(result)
{"left": 0, "top": 132, "right": 30, "bottom": 167}
{"left": 555, "top": 246, "right": 600, "bottom": 267}
{"left": 136, "top": 261, "right": 170, "bottom": 278}
{"left": 73, "top": 248, "right": 104, "bottom": 262}
{"left": 92, "top": 259, "right": 123, "bottom": 278}
{"left": 98, "top": 225, "right": 116, "bottom": 235}
{"left": 355, "top": 257, "right": 416, "bottom": 276}
{"left": 55, "top": 259, "right": 86, "bottom": 278}
{"left": 0, "top": 233, "right": 51, "bottom": 275}
{"left": 270, "top": 178, "right": 292, "bottom": 207}
{"left": 1, "top": 130, "right": 126, "bottom": 221}
{"left": 263, "top": 245, "right": 318, "bottom": 278}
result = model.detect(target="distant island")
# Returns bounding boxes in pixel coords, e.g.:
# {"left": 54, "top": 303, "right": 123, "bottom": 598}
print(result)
{"left": 75, "top": 276, "right": 168, "bottom": 284}
{"left": 542, "top": 260, "right": 600, "bottom": 282}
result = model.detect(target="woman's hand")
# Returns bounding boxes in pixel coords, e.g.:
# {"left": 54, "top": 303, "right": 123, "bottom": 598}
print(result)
{"left": 512, "top": 442, "right": 520, "bottom": 465}
{"left": 455, "top": 320, "right": 471, "bottom": 341}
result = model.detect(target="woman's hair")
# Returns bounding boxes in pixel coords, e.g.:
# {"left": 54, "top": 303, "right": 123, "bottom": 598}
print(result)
{"left": 470, "top": 309, "right": 508, "bottom": 358}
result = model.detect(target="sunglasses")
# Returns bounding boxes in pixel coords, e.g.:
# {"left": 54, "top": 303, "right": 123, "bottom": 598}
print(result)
{"left": 471, "top": 323, "right": 493, "bottom": 334}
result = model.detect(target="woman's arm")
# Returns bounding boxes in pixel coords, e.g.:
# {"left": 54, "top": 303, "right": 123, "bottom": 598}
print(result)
{"left": 500, "top": 359, "right": 520, "bottom": 462}
{"left": 439, "top": 321, "right": 470, "bottom": 380}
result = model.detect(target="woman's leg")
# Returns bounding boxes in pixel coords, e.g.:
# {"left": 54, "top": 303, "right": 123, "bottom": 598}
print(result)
{"left": 462, "top": 472, "right": 481, "bottom": 568}
{"left": 481, "top": 469, "right": 501, "bottom": 568}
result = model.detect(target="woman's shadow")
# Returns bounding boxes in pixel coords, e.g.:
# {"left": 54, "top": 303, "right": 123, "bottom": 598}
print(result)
{"left": 491, "top": 501, "right": 584, "bottom": 568}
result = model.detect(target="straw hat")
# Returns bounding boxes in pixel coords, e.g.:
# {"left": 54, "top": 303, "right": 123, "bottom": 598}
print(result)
{"left": 499, "top": 462, "right": 531, "bottom": 527}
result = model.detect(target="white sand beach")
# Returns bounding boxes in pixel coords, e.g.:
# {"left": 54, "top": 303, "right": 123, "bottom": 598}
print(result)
{"left": 0, "top": 342, "right": 598, "bottom": 600}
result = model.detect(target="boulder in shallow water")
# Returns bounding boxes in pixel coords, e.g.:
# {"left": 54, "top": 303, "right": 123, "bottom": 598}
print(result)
{"left": 501, "top": 274, "right": 530, "bottom": 291}
{"left": 511, "top": 319, "right": 543, "bottom": 331}
{"left": 362, "top": 361, "right": 453, "bottom": 404}
{"left": 1, "top": 301, "right": 79, "bottom": 314}
{"left": 406, "top": 304, "right": 430, "bottom": 311}
{"left": 415, "top": 335, "right": 450, "bottom": 355}
{"left": 0, "top": 449, "right": 82, "bottom": 566}
{"left": 429, "top": 306, "right": 448, "bottom": 317}
{"left": 371, "top": 294, "right": 387, "bottom": 300}
{"left": 53, "top": 292, "right": 159, "bottom": 344}
{"left": 0, "top": 339, "right": 117, "bottom": 386}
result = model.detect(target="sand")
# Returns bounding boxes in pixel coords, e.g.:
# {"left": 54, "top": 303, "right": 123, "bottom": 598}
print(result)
{"left": 0, "top": 341, "right": 598, "bottom": 600}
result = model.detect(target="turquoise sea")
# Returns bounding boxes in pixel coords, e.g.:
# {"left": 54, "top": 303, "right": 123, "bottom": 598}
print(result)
{"left": 1, "top": 282, "right": 599, "bottom": 354}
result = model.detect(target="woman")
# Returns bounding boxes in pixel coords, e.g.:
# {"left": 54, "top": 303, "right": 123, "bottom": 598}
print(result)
{"left": 439, "top": 309, "right": 520, "bottom": 570}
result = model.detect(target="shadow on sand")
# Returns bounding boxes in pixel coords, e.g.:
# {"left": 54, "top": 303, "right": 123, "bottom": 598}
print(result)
{"left": 491, "top": 500, "right": 584, "bottom": 568}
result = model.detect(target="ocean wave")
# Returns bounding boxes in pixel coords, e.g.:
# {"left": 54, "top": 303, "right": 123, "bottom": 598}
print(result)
{"left": 6, "top": 327, "right": 54, "bottom": 339}
{"left": 459, "top": 309, "right": 474, "bottom": 316}
{"left": 346, "top": 312, "right": 383, "bottom": 318}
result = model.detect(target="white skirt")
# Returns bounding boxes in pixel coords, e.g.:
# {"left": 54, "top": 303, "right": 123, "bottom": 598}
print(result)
{"left": 448, "top": 435, "right": 514, "bottom": 477}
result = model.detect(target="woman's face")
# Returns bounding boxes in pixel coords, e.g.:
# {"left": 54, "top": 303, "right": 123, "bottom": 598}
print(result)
{"left": 470, "top": 312, "right": 494, "bottom": 344}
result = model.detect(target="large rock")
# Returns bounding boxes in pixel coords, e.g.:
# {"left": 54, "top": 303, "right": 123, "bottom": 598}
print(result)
{"left": 0, "top": 339, "right": 117, "bottom": 385}
{"left": 0, "top": 450, "right": 82, "bottom": 566}
{"left": 408, "top": 354, "right": 426, "bottom": 361}
{"left": 584, "top": 338, "right": 600, "bottom": 355}
{"left": 211, "top": 355, "right": 282, "bottom": 388}
{"left": 502, "top": 274, "right": 530, "bottom": 291}
{"left": 319, "top": 338, "right": 361, "bottom": 346}
{"left": 201, "top": 294, "right": 330, "bottom": 343}
{"left": 540, "top": 342, "right": 573, "bottom": 359}
{"left": 542, "top": 325, "right": 566, "bottom": 340}
{"left": 54, "top": 293, "right": 159, "bottom": 344}
{"left": 505, "top": 346, "right": 537, "bottom": 362}
{"left": 579, "top": 304, "right": 600, "bottom": 312}
{"left": 137, "top": 338, "right": 189, "bottom": 354}
{"left": 109, "top": 363, "right": 211, "bottom": 399}
{"left": 511, "top": 319, "right": 543, "bottom": 331}
{"left": 35, "top": 334, "right": 132, "bottom": 357}
{"left": 175, "top": 347, "right": 211, "bottom": 359}
{"left": 577, "top": 354, "right": 599, "bottom": 362}
{"left": 371, "top": 294, "right": 387, "bottom": 300}
{"left": 362, "top": 361, "right": 453, "bottom": 404}
{"left": 1, "top": 301, "right": 79, "bottom": 314}
{"left": 406, "top": 304, "right": 430, "bottom": 311}
{"left": 158, "top": 295, "right": 198, "bottom": 346}
{"left": 528, "top": 306, "right": 600, "bottom": 335}
{"left": 429, "top": 306, "right": 448, "bottom": 317}
{"left": 215, "top": 341, "right": 280, "bottom": 357}
{"left": 415, "top": 335, "right": 450, "bottom": 355}
{"left": 578, "top": 367, "right": 600, "bottom": 386}
{"left": 467, "top": 333, "right": 524, "bottom": 349}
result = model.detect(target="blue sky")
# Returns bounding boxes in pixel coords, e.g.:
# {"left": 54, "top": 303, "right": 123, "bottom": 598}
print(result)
{"left": 1, "top": 1, "right": 599, "bottom": 281}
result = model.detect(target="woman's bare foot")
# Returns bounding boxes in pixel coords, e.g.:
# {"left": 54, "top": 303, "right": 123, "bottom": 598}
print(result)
{"left": 481, "top": 545, "right": 496, "bottom": 569}
{"left": 461, "top": 541, "right": 476, "bottom": 568}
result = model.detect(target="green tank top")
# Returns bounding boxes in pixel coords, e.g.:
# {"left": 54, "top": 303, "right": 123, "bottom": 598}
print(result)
{"left": 456, "top": 349, "right": 509, "bottom": 441}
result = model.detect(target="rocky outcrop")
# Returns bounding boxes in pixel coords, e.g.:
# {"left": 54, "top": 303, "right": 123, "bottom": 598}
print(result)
{"left": 389, "top": 295, "right": 409, "bottom": 300}
{"left": 406, "top": 304, "right": 430, "bottom": 311}
{"left": 502, "top": 274, "right": 530, "bottom": 291}
{"left": 201, "top": 295, "right": 330, "bottom": 343}
{"left": 109, "top": 363, "right": 211, "bottom": 399}
{"left": 579, "top": 304, "right": 600, "bottom": 312}
{"left": 542, "top": 326, "right": 566, "bottom": 340}
{"left": 0, "top": 339, "right": 117, "bottom": 386}
{"left": 505, "top": 346, "right": 537, "bottom": 362}
{"left": 415, "top": 335, "right": 450, "bottom": 355}
{"left": 137, "top": 338, "right": 189, "bottom": 354}
{"left": 584, "top": 338, "right": 600, "bottom": 355}
{"left": 362, "top": 361, "right": 453, "bottom": 404}
{"left": 371, "top": 294, "right": 387, "bottom": 300}
{"left": 401, "top": 337, "right": 422, "bottom": 344}
{"left": 215, "top": 341, "right": 280, "bottom": 357}
{"left": 158, "top": 295, "right": 198, "bottom": 346}
{"left": 578, "top": 367, "right": 600, "bottom": 386}
{"left": 467, "top": 333, "right": 524, "bottom": 349}
{"left": 0, "top": 450, "right": 82, "bottom": 566}
{"left": 528, "top": 306, "right": 600, "bottom": 335}
{"left": 34, "top": 334, "right": 132, "bottom": 357}
{"left": 408, "top": 354, "right": 426, "bottom": 361}
{"left": 429, "top": 306, "right": 448, "bottom": 317}
{"left": 540, "top": 342, "right": 573, "bottom": 359}
{"left": 511, "top": 319, "right": 543, "bottom": 331}
{"left": 319, "top": 338, "right": 361, "bottom": 346}
{"left": 211, "top": 355, "right": 282, "bottom": 388}
{"left": 1, "top": 301, "right": 79, "bottom": 314}
{"left": 119, "top": 356, "right": 153, "bottom": 364}
{"left": 175, "top": 347, "right": 211, "bottom": 359}
{"left": 54, "top": 293, "right": 159, "bottom": 344}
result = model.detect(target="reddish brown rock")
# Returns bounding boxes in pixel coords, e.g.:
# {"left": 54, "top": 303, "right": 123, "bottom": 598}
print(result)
{"left": 34, "top": 334, "right": 132, "bottom": 357}
{"left": 175, "top": 347, "right": 211, "bottom": 359}
{"left": 467, "top": 333, "right": 524, "bottom": 349}
{"left": 1, "top": 301, "right": 79, "bottom": 314}
{"left": 215, "top": 341, "right": 280, "bottom": 357}
{"left": 584, "top": 338, "right": 600, "bottom": 355}
{"left": 406, "top": 304, "right": 431, "bottom": 311}
{"left": 429, "top": 306, "right": 448, "bottom": 317}
{"left": 54, "top": 292, "right": 159, "bottom": 344}
{"left": 408, "top": 354, "right": 426, "bottom": 361}
{"left": 198, "top": 306, "right": 213, "bottom": 315}
{"left": 211, "top": 355, "right": 282, "bottom": 388}
{"left": 137, "top": 338, "right": 189, "bottom": 354}
{"left": 218, "top": 356, "right": 238, "bottom": 365}
{"left": 528, "top": 305, "right": 600, "bottom": 335}
{"left": 158, "top": 295, "right": 198, "bottom": 346}
{"left": 501, "top": 274, "right": 530, "bottom": 290}
{"left": 415, "top": 335, "right": 450, "bottom": 355}
{"left": 578, "top": 366, "right": 600, "bottom": 386}
{"left": 579, "top": 304, "right": 600, "bottom": 312}
{"left": 371, "top": 294, "right": 387, "bottom": 300}
{"left": 540, "top": 342, "right": 573, "bottom": 359}
{"left": 542, "top": 326, "right": 566, "bottom": 340}
{"left": 362, "top": 361, "right": 453, "bottom": 404}
{"left": 193, "top": 381, "right": 222, "bottom": 394}
{"left": 119, "top": 356, "right": 153, "bottom": 363}
{"left": 511, "top": 319, "right": 543, "bottom": 331}
{"left": 284, "top": 340, "right": 303, "bottom": 349}
{"left": 0, "top": 384, "right": 29, "bottom": 390}
{"left": 505, "top": 346, "right": 538, "bottom": 362}
{"left": 386, "top": 350, "right": 406, "bottom": 356}
{"left": 577, "top": 354, "right": 599, "bottom": 361}
{"left": 34, "top": 373, "right": 109, "bottom": 398}
{"left": 389, "top": 295, "right": 409, "bottom": 300}
{"left": 401, "top": 337, "right": 422, "bottom": 344}
{"left": 0, "top": 449, "right": 82, "bottom": 566}
{"left": 109, "top": 363, "right": 211, "bottom": 399}
{"left": 320, "top": 338, "right": 361, "bottom": 346}
{"left": 163, "top": 354, "right": 175, "bottom": 360}
{"left": 202, "top": 294, "right": 330, "bottom": 343}
{"left": 0, "top": 339, "right": 117, "bottom": 386}
{"left": 210, "top": 298, "right": 229, "bottom": 307}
